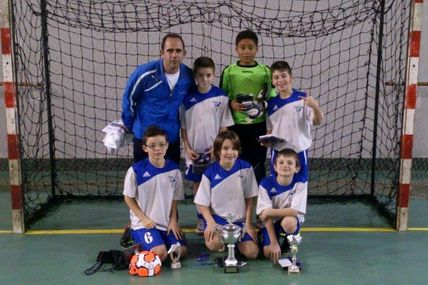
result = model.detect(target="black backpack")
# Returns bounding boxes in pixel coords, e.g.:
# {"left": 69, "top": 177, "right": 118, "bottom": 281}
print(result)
{"left": 84, "top": 250, "right": 132, "bottom": 275}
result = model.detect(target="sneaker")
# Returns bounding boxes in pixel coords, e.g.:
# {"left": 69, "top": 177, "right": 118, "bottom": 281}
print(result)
{"left": 195, "top": 220, "right": 205, "bottom": 235}
{"left": 281, "top": 238, "right": 290, "bottom": 254}
{"left": 120, "top": 224, "right": 134, "bottom": 249}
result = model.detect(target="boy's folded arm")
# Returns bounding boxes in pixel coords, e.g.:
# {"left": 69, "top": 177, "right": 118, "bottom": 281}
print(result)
{"left": 269, "top": 207, "right": 298, "bottom": 219}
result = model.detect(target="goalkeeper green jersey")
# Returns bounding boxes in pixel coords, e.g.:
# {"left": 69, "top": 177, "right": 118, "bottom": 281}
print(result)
{"left": 220, "top": 61, "right": 275, "bottom": 124}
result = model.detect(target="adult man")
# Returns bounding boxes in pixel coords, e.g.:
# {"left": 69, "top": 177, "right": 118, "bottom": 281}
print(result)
{"left": 122, "top": 33, "right": 195, "bottom": 163}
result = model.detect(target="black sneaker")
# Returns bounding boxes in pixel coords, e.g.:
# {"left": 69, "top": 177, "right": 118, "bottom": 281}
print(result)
{"left": 120, "top": 224, "right": 134, "bottom": 249}
{"left": 280, "top": 237, "right": 290, "bottom": 254}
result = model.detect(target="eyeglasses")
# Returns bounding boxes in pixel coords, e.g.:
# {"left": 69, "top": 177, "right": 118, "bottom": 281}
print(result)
{"left": 144, "top": 143, "right": 168, "bottom": 150}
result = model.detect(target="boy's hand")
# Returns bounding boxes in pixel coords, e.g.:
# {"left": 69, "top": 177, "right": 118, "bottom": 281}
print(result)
{"left": 245, "top": 223, "right": 257, "bottom": 241}
{"left": 230, "top": 99, "right": 247, "bottom": 112}
{"left": 141, "top": 216, "right": 156, "bottom": 229}
{"left": 300, "top": 95, "right": 319, "bottom": 109}
{"left": 259, "top": 208, "right": 272, "bottom": 222}
{"left": 265, "top": 241, "right": 281, "bottom": 263}
{"left": 204, "top": 221, "right": 218, "bottom": 242}
{"left": 260, "top": 141, "right": 271, "bottom": 148}
{"left": 167, "top": 219, "right": 183, "bottom": 240}
{"left": 185, "top": 146, "right": 199, "bottom": 161}
{"left": 206, "top": 147, "right": 214, "bottom": 160}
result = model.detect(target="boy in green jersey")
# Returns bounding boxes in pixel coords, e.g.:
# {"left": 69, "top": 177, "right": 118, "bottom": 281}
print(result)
{"left": 220, "top": 29, "right": 275, "bottom": 183}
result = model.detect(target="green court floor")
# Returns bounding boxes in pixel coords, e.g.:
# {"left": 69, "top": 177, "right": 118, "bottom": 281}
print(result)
{"left": 1, "top": 188, "right": 428, "bottom": 285}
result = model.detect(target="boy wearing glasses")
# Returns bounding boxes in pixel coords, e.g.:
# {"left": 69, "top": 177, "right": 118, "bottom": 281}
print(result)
{"left": 123, "top": 125, "right": 187, "bottom": 261}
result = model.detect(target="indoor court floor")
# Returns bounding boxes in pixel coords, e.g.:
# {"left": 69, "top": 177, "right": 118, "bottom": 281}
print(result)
{"left": 1, "top": 185, "right": 428, "bottom": 285}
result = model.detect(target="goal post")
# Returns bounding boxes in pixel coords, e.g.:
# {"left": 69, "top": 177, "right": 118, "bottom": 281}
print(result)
{"left": 397, "top": 0, "right": 424, "bottom": 231}
{"left": 4, "top": 0, "right": 420, "bottom": 232}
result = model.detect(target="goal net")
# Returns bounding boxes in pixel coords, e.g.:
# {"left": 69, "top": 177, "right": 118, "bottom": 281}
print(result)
{"left": 10, "top": 0, "right": 410, "bottom": 226}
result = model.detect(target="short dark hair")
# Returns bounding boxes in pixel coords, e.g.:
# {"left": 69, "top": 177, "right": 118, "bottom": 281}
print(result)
{"left": 270, "top": 60, "right": 293, "bottom": 76}
{"left": 213, "top": 130, "right": 241, "bottom": 161}
{"left": 193, "top": 56, "right": 215, "bottom": 74}
{"left": 142, "top": 125, "right": 168, "bottom": 145}
{"left": 274, "top": 148, "right": 300, "bottom": 168}
{"left": 161, "top": 33, "right": 185, "bottom": 51}
{"left": 235, "top": 29, "right": 258, "bottom": 46}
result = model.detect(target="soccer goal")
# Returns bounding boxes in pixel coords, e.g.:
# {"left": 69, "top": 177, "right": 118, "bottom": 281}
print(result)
{"left": 3, "top": 0, "right": 421, "bottom": 232}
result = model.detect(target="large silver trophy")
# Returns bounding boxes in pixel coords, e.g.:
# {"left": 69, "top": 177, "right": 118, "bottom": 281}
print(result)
{"left": 286, "top": 234, "right": 302, "bottom": 275}
{"left": 168, "top": 242, "right": 182, "bottom": 269}
{"left": 219, "top": 214, "right": 243, "bottom": 273}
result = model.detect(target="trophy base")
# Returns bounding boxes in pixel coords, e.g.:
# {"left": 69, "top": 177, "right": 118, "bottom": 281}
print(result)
{"left": 171, "top": 262, "right": 181, "bottom": 269}
{"left": 224, "top": 265, "right": 239, "bottom": 273}
{"left": 288, "top": 266, "right": 300, "bottom": 275}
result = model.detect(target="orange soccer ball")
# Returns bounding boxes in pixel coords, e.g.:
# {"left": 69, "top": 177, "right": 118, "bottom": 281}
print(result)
{"left": 129, "top": 251, "right": 162, "bottom": 277}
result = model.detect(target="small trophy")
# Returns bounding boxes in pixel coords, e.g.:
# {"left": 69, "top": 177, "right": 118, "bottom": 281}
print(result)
{"left": 219, "top": 214, "right": 243, "bottom": 273}
{"left": 287, "top": 234, "right": 302, "bottom": 275}
{"left": 168, "top": 242, "right": 182, "bottom": 269}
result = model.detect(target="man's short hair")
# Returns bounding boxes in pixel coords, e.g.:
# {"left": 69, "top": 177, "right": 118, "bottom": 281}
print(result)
{"left": 193, "top": 56, "right": 215, "bottom": 74}
{"left": 161, "top": 33, "right": 185, "bottom": 51}
{"left": 235, "top": 29, "right": 258, "bottom": 46}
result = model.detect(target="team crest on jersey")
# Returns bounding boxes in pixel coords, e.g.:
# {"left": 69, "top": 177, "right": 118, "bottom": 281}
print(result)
{"left": 143, "top": 171, "right": 151, "bottom": 177}
{"left": 168, "top": 176, "right": 177, "bottom": 188}
{"left": 273, "top": 105, "right": 279, "bottom": 111}
{"left": 270, "top": 187, "right": 277, "bottom": 194}
{"left": 212, "top": 100, "right": 222, "bottom": 109}
{"left": 294, "top": 105, "right": 303, "bottom": 112}
{"left": 190, "top": 97, "right": 198, "bottom": 103}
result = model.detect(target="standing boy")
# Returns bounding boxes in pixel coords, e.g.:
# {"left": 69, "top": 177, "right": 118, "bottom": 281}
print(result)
{"left": 266, "top": 61, "right": 324, "bottom": 181}
{"left": 180, "top": 56, "right": 234, "bottom": 233}
{"left": 220, "top": 29, "right": 275, "bottom": 183}
{"left": 123, "top": 126, "right": 187, "bottom": 261}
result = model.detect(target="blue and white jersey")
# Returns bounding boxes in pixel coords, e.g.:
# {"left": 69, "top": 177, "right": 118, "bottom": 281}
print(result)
{"left": 266, "top": 89, "right": 314, "bottom": 152}
{"left": 123, "top": 158, "right": 184, "bottom": 231}
{"left": 180, "top": 85, "right": 234, "bottom": 164}
{"left": 194, "top": 159, "right": 258, "bottom": 222}
{"left": 256, "top": 175, "right": 307, "bottom": 224}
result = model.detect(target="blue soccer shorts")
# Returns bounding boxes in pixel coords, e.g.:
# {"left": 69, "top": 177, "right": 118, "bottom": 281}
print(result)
{"left": 130, "top": 227, "right": 187, "bottom": 251}
{"left": 260, "top": 217, "right": 301, "bottom": 247}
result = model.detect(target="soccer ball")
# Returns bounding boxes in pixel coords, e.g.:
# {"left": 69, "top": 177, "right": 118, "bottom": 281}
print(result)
{"left": 129, "top": 251, "right": 162, "bottom": 277}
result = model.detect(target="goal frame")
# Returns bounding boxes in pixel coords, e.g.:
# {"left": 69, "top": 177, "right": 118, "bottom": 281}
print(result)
{"left": 1, "top": 0, "right": 424, "bottom": 233}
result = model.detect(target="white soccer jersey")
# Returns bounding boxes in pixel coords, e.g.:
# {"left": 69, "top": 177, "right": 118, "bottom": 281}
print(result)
{"left": 266, "top": 89, "right": 314, "bottom": 152}
{"left": 194, "top": 159, "right": 258, "bottom": 222}
{"left": 180, "top": 86, "right": 234, "bottom": 164}
{"left": 256, "top": 175, "right": 307, "bottom": 224}
{"left": 123, "top": 159, "right": 184, "bottom": 231}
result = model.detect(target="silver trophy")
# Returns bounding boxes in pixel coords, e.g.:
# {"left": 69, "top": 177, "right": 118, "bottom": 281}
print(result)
{"left": 287, "top": 234, "right": 302, "bottom": 275}
{"left": 168, "top": 242, "right": 182, "bottom": 269}
{"left": 219, "top": 214, "right": 243, "bottom": 273}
